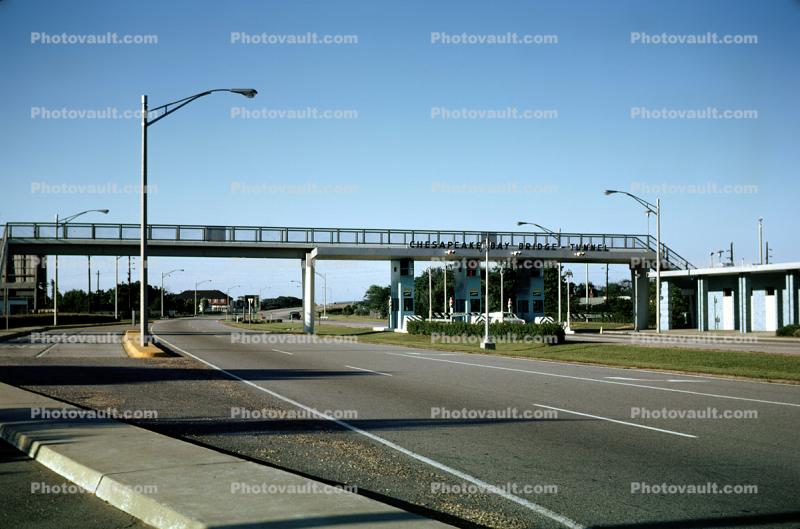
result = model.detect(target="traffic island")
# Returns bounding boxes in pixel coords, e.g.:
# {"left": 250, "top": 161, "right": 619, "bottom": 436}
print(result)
{"left": 122, "top": 330, "right": 174, "bottom": 358}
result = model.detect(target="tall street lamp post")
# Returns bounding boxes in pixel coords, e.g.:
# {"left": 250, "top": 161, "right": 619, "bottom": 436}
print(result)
{"left": 53, "top": 209, "right": 109, "bottom": 326}
{"left": 160, "top": 269, "right": 183, "bottom": 318}
{"left": 517, "top": 222, "right": 562, "bottom": 322}
{"left": 605, "top": 190, "right": 661, "bottom": 333}
{"left": 480, "top": 234, "right": 495, "bottom": 350}
{"left": 139, "top": 88, "right": 257, "bottom": 345}
{"left": 194, "top": 279, "right": 212, "bottom": 316}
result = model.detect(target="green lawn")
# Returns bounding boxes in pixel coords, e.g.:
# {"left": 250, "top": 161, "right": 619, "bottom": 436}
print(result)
{"left": 222, "top": 321, "right": 800, "bottom": 382}
{"left": 323, "top": 314, "right": 387, "bottom": 324}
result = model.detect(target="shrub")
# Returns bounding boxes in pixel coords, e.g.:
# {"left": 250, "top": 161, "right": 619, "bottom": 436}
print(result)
{"left": 406, "top": 320, "right": 565, "bottom": 345}
{"left": 776, "top": 324, "right": 800, "bottom": 338}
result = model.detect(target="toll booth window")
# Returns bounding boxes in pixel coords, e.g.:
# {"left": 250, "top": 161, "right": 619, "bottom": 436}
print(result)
{"left": 531, "top": 268, "right": 541, "bottom": 277}
{"left": 403, "top": 298, "right": 414, "bottom": 312}
{"left": 517, "top": 300, "right": 529, "bottom": 313}
{"left": 400, "top": 259, "right": 413, "bottom": 276}
{"left": 455, "top": 299, "right": 465, "bottom": 312}
{"left": 533, "top": 300, "right": 544, "bottom": 314}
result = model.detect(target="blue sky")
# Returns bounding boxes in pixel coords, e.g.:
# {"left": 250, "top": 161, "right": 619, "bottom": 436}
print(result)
{"left": 1, "top": 0, "right": 797, "bottom": 299}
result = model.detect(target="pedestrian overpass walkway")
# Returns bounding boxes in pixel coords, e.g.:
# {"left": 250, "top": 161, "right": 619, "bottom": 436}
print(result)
{"left": 1, "top": 222, "right": 694, "bottom": 270}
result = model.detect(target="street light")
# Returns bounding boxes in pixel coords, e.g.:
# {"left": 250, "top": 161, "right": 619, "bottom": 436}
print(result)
{"left": 563, "top": 269, "right": 574, "bottom": 334}
{"left": 160, "top": 269, "right": 183, "bottom": 318}
{"left": 518, "top": 221, "right": 562, "bottom": 322}
{"left": 53, "top": 209, "right": 109, "bottom": 326}
{"left": 758, "top": 217, "right": 764, "bottom": 265}
{"left": 194, "top": 279, "right": 212, "bottom": 316}
{"left": 605, "top": 190, "right": 662, "bottom": 333}
{"left": 226, "top": 284, "right": 241, "bottom": 319}
{"left": 139, "top": 88, "right": 257, "bottom": 345}
{"left": 480, "top": 233, "right": 495, "bottom": 350}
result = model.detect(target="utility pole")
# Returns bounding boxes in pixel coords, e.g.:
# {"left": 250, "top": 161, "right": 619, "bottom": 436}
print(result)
{"left": 127, "top": 256, "right": 132, "bottom": 315}
{"left": 728, "top": 242, "right": 734, "bottom": 267}
{"left": 428, "top": 267, "right": 432, "bottom": 320}
{"left": 87, "top": 256, "right": 91, "bottom": 313}
{"left": 766, "top": 242, "right": 770, "bottom": 264}
{"left": 585, "top": 263, "right": 589, "bottom": 323}
{"left": 114, "top": 256, "right": 120, "bottom": 320}
{"left": 758, "top": 217, "right": 764, "bottom": 264}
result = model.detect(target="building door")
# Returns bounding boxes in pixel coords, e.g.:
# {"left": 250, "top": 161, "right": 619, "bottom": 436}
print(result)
{"left": 722, "top": 290, "right": 735, "bottom": 331}
{"left": 765, "top": 289, "right": 778, "bottom": 332}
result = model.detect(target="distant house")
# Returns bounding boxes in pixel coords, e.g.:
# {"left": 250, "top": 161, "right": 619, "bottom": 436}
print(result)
{"left": 176, "top": 289, "right": 230, "bottom": 313}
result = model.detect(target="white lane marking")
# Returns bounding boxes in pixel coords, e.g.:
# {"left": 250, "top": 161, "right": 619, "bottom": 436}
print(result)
{"left": 271, "top": 348, "right": 294, "bottom": 356}
{"left": 383, "top": 352, "right": 800, "bottom": 408}
{"left": 35, "top": 343, "right": 59, "bottom": 358}
{"left": 605, "top": 377, "right": 702, "bottom": 383}
{"left": 533, "top": 404, "right": 697, "bottom": 439}
{"left": 345, "top": 365, "right": 392, "bottom": 377}
{"left": 153, "top": 330, "right": 583, "bottom": 529}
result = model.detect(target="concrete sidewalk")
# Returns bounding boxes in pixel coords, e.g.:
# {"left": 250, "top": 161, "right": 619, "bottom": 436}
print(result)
{"left": 603, "top": 328, "right": 800, "bottom": 343}
{"left": 0, "top": 382, "right": 450, "bottom": 529}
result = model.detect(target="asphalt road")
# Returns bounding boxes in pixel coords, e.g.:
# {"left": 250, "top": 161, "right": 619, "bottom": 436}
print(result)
{"left": 145, "top": 317, "right": 800, "bottom": 529}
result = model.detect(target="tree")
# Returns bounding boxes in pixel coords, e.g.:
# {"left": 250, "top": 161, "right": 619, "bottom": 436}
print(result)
{"left": 363, "top": 285, "right": 391, "bottom": 318}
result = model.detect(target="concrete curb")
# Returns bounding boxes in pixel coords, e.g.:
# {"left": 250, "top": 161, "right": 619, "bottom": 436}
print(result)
{"left": 0, "top": 383, "right": 449, "bottom": 529}
{"left": 121, "top": 330, "right": 174, "bottom": 358}
{"left": 603, "top": 330, "right": 800, "bottom": 344}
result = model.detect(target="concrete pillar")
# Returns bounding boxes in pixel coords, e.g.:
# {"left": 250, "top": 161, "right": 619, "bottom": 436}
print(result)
{"left": 659, "top": 279, "right": 671, "bottom": 331}
{"left": 303, "top": 254, "right": 314, "bottom": 334}
{"left": 784, "top": 272, "right": 797, "bottom": 326}
{"left": 632, "top": 268, "right": 649, "bottom": 331}
{"left": 697, "top": 278, "right": 708, "bottom": 331}
{"left": 390, "top": 259, "right": 415, "bottom": 330}
{"left": 738, "top": 275, "right": 751, "bottom": 333}
{"left": 454, "top": 259, "right": 482, "bottom": 317}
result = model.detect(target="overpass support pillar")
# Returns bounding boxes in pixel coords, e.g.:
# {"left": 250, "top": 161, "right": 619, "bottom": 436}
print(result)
{"left": 632, "top": 268, "right": 649, "bottom": 331}
{"left": 390, "top": 259, "right": 415, "bottom": 331}
{"left": 738, "top": 275, "right": 752, "bottom": 334}
{"left": 659, "top": 279, "right": 671, "bottom": 331}
{"left": 303, "top": 254, "right": 315, "bottom": 334}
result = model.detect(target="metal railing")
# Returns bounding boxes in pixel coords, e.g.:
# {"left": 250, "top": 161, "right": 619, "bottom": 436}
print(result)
{"left": 3, "top": 222, "right": 695, "bottom": 269}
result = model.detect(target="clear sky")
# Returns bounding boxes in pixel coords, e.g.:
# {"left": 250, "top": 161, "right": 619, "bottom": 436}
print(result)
{"left": 1, "top": 0, "right": 797, "bottom": 300}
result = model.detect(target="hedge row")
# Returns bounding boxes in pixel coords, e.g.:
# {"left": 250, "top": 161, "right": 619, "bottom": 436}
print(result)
{"left": 406, "top": 320, "right": 565, "bottom": 344}
{"left": 776, "top": 324, "right": 800, "bottom": 338}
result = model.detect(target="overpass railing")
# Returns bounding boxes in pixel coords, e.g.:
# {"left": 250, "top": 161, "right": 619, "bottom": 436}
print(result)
{"left": 3, "top": 222, "right": 695, "bottom": 270}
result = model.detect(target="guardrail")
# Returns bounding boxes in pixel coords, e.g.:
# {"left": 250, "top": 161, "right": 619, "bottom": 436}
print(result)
{"left": 3, "top": 222, "right": 695, "bottom": 270}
